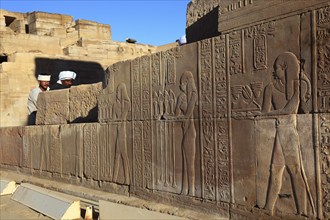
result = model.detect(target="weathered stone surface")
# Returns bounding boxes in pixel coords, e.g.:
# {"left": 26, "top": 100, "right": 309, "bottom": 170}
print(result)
{"left": 0, "top": 127, "right": 22, "bottom": 166}
{"left": 75, "top": 19, "right": 111, "bottom": 41}
{"left": 69, "top": 83, "right": 102, "bottom": 123}
{"left": 61, "top": 124, "right": 83, "bottom": 177}
{"left": 319, "top": 113, "right": 330, "bottom": 219}
{"left": 36, "top": 89, "right": 69, "bottom": 125}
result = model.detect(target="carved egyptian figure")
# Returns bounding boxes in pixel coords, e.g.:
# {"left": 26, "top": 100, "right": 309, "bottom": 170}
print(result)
{"left": 112, "top": 83, "right": 131, "bottom": 184}
{"left": 175, "top": 71, "right": 197, "bottom": 196}
{"left": 262, "top": 52, "right": 315, "bottom": 216}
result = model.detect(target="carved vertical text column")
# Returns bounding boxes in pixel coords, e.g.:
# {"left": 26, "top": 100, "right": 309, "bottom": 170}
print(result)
{"left": 319, "top": 114, "right": 330, "bottom": 219}
{"left": 213, "top": 35, "right": 230, "bottom": 203}
{"left": 83, "top": 124, "right": 99, "bottom": 180}
{"left": 131, "top": 58, "right": 144, "bottom": 188}
{"left": 316, "top": 6, "right": 330, "bottom": 113}
{"left": 199, "top": 38, "right": 216, "bottom": 200}
{"left": 229, "top": 31, "right": 244, "bottom": 75}
{"left": 141, "top": 56, "right": 153, "bottom": 189}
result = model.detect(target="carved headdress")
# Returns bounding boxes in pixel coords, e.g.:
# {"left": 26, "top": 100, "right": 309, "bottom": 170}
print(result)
{"left": 274, "top": 52, "right": 299, "bottom": 100}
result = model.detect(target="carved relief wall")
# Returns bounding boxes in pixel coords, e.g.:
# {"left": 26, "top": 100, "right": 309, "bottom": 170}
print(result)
{"left": 1, "top": 3, "right": 330, "bottom": 220}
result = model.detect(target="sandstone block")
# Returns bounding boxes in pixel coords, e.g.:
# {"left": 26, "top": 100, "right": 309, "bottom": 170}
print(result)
{"left": 36, "top": 89, "right": 69, "bottom": 125}
{"left": 69, "top": 83, "right": 102, "bottom": 123}
{"left": 0, "top": 127, "right": 23, "bottom": 166}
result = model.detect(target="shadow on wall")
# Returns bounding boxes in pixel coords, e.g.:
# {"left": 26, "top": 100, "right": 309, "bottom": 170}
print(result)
{"left": 34, "top": 58, "right": 105, "bottom": 86}
{"left": 186, "top": 6, "right": 219, "bottom": 44}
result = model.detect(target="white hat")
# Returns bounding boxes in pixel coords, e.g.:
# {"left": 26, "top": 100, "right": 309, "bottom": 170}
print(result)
{"left": 58, "top": 71, "right": 76, "bottom": 80}
{"left": 37, "top": 74, "right": 51, "bottom": 81}
{"left": 178, "top": 35, "right": 187, "bottom": 45}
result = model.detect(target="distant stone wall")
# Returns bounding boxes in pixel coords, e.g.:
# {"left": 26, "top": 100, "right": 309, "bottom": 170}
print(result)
{"left": 0, "top": 9, "right": 175, "bottom": 127}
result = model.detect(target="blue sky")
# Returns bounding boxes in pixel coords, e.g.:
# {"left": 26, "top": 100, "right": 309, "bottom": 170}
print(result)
{"left": 1, "top": 0, "right": 189, "bottom": 46}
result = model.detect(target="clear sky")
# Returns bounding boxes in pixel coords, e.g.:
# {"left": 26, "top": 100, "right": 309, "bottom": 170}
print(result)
{"left": 1, "top": 0, "right": 190, "bottom": 46}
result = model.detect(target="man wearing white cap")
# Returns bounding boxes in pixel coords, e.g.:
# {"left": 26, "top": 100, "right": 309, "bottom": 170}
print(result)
{"left": 49, "top": 70, "right": 76, "bottom": 90}
{"left": 178, "top": 35, "right": 187, "bottom": 46}
{"left": 27, "top": 74, "right": 51, "bottom": 125}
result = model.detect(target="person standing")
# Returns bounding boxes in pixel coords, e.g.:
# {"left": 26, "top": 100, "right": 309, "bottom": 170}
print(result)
{"left": 27, "top": 74, "right": 51, "bottom": 125}
{"left": 49, "top": 70, "right": 76, "bottom": 90}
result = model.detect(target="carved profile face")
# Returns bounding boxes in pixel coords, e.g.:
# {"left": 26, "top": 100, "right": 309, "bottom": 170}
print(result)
{"left": 273, "top": 64, "right": 285, "bottom": 81}
{"left": 180, "top": 80, "right": 187, "bottom": 92}
{"left": 116, "top": 83, "right": 129, "bottom": 102}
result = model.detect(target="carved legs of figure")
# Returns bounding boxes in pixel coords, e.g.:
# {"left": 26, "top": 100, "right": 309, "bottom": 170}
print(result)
{"left": 113, "top": 153, "right": 130, "bottom": 185}
{"left": 287, "top": 164, "right": 307, "bottom": 216}
{"left": 181, "top": 120, "right": 196, "bottom": 197}
{"left": 264, "top": 164, "right": 285, "bottom": 214}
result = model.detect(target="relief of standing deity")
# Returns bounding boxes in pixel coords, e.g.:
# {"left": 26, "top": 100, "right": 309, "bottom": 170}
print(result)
{"left": 174, "top": 71, "right": 198, "bottom": 196}
{"left": 261, "top": 52, "right": 314, "bottom": 217}
{"left": 112, "top": 83, "right": 131, "bottom": 185}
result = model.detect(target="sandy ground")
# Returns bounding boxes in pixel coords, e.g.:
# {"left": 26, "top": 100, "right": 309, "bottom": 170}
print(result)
{"left": 0, "top": 195, "right": 51, "bottom": 220}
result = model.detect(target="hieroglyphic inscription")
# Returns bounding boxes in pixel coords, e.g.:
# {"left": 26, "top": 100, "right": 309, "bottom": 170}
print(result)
{"left": 143, "top": 121, "right": 152, "bottom": 188}
{"left": 162, "top": 48, "right": 182, "bottom": 85}
{"left": 99, "top": 124, "right": 112, "bottom": 181}
{"left": 151, "top": 53, "right": 161, "bottom": 87}
{"left": 229, "top": 31, "right": 243, "bottom": 75}
{"left": 133, "top": 121, "right": 143, "bottom": 188}
{"left": 245, "top": 21, "right": 275, "bottom": 70}
{"left": 40, "top": 126, "right": 51, "bottom": 172}
{"left": 213, "top": 35, "right": 230, "bottom": 202}
{"left": 141, "top": 55, "right": 153, "bottom": 188}
{"left": 317, "top": 7, "right": 330, "bottom": 112}
{"left": 49, "top": 126, "right": 61, "bottom": 174}
{"left": 199, "top": 38, "right": 216, "bottom": 200}
{"left": 132, "top": 58, "right": 142, "bottom": 120}
{"left": 141, "top": 56, "right": 151, "bottom": 120}
{"left": 22, "top": 127, "right": 32, "bottom": 168}
{"left": 214, "top": 36, "right": 227, "bottom": 118}
{"left": 216, "top": 120, "right": 230, "bottom": 202}
{"left": 30, "top": 126, "right": 42, "bottom": 170}
{"left": 83, "top": 124, "right": 99, "bottom": 180}
{"left": 320, "top": 114, "right": 330, "bottom": 219}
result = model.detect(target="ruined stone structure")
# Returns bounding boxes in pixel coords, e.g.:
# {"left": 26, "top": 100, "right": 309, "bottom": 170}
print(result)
{"left": 1, "top": 1, "right": 330, "bottom": 219}
{"left": 0, "top": 9, "right": 176, "bottom": 127}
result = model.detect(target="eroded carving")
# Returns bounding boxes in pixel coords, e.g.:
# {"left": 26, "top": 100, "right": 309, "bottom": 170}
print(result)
{"left": 214, "top": 35, "right": 228, "bottom": 118}
{"left": 199, "top": 38, "right": 216, "bottom": 200}
{"left": 231, "top": 82, "right": 263, "bottom": 112}
{"left": 317, "top": 6, "right": 330, "bottom": 112}
{"left": 320, "top": 114, "right": 330, "bottom": 219}
{"left": 112, "top": 83, "right": 131, "bottom": 185}
{"left": 176, "top": 71, "right": 197, "bottom": 196}
{"left": 229, "top": 31, "right": 244, "bottom": 75}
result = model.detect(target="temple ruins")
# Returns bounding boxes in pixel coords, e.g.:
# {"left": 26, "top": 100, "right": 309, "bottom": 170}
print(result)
{"left": 1, "top": 0, "right": 330, "bottom": 219}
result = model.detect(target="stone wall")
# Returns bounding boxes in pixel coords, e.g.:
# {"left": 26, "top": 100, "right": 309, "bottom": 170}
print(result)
{"left": 186, "top": 0, "right": 330, "bottom": 43}
{"left": 1, "top": 2, "right": 330, "bottom": 218}
{"left": 0, "top": 9, "right": 177, "bottom": 127}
